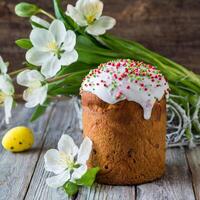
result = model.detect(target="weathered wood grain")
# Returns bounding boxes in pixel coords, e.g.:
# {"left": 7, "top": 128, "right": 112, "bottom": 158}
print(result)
{"left": 136, "top": 148, "right": 195, "bottom": 200}
{"left": 186, "top": 148, "right": 200, "bottom": 200}
{"left": 24, "top": 99, "right": 83, "bottom": 200}
{"left": 0, "top": 99, "right": 199, "bottom": 200}
{"left": 0, "top": 104, "right": 54, "bottom": 200}
{"left": 0, "top": 0, "right": 200, "bottom": 74}
{"left": 77, "top": 184, "right": 135, "bottom": 200}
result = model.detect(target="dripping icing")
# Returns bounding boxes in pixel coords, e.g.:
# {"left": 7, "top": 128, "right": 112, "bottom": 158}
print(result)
{"left": 81, "top": 59, "right": 169, "bottom": 120}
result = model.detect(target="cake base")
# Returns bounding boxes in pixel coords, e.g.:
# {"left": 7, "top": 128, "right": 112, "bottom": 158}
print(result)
{"left": 82, "top": 92, "right": 166, "bottom": 185}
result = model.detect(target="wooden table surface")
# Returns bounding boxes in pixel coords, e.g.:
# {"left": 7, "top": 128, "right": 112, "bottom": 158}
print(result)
{"left": 0, "top": 99, "right": 200, "bottom": 200}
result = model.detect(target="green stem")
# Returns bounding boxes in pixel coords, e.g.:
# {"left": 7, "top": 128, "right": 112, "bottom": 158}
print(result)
{"left": 47, "top": 73, "right": 70, "bottom": 83}
{"left": 14, "top": 94, "right": 23, "bottom": 100}
{"left": 39, "top": 9, "right": 55, "bottom": 20}
{"left": 9, "top": 67, "right": 27, "bottom": 76}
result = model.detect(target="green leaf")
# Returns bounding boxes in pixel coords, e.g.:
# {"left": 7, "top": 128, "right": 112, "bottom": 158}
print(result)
{"left": 30, "top": 21, "right": 48, "bottom": 29}
{"left": 57, "top": 62, "right": 94, "bottom": 75}
{"left": 76, "top": 35, "right": 124, "bottom": 58}
{"left": 76, "top": 167, "right": 100, "bottom": 187}
{"left": 53, "top": 0, "right": 78, "bottom": 30}
{"left": 30, "top": 102, "right": 49, "bottom": 122}
{"left": 63, "top": 182, "right": 79, "bottom": 196}
{"left": 15, "top": 2, "right": 40, "bottom": 17}
{"left": 15, "top": 39, "right": 32, "bottom": 49}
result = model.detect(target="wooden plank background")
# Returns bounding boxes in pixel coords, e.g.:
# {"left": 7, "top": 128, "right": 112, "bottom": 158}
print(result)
{"left": 0, "top": 0, "right": 200, "bottom": 74}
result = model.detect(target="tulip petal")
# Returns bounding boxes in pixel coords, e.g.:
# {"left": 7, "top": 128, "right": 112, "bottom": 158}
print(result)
{"left": 0, "top": 56, "right": 8, "bottom": 74}
{"left": 23, "top": 84, "right": 48, "bottom": 108}
{"left": 41, "top": 56, "right": 62, "bottom": 78}
{"left": 62, "top": 30, "right": 77, "bottom": 52}
{"left": 77, "top": 137, "right": 92, "bottom": 165}
{"left": 86, "top": 16, "right": 116, "bottom": 36}
{"left": 46, "top": 170, "right": 70, "bottom": 188}
{"left": 30, "top": 28, "right": 55, "bottom": 51}
{"left": 60, "top": 50, "right": 78, "bottom": 66}
{"left": 49, "top": 19, "right": 66, "bottom": 46}
{"left": 58, "top": 135, "right": 78, "bottom": 158}
{"left": 71, "top": 164, "right": 87, "bottom": 182}
{"left": 44, "top": 149, "right": 68, "bottom": 174}
{"left": 66, "top": 5, "right": 87, "bottom": 26}
{"left": 4, "top": 96, "right": 13, "bottom": 124}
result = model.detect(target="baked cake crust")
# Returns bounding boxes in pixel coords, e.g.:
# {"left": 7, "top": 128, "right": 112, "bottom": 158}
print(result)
{"left": 82, "top": 91, "right": 166, "bottom": 185}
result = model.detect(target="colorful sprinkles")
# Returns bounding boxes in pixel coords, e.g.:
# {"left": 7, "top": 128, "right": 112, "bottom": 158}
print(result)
{"left": 81, "top": 59, "right": 169, "bottom": 120}
{"left": 81, "top": 59, "right": 168, "bottom": 101}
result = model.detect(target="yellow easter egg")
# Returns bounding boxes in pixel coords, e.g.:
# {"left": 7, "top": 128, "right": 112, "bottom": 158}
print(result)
{"left": 2, "top": 126, "right": 34, "bottom": 152}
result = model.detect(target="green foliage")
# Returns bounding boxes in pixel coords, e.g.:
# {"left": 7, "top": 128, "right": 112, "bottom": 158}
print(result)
{"left": 30, "top": 102, "right": 49, "bottom": 122}
{"left": 76, "top": 167, "right": 100, "bottom": 187}
{"left": 15, "top": 2, "right": 40, "bottom": 17}
{"left": 64, "top": 182, "right": 79, "bottom": 196}
{"left": 53, "top": 0, "right": 79, "bottom": 30}
{"left": 63, "top": 167, "right": 100, "bottom": 196}
{"left": 15, "top": 39, "right": 32, "bottom": 49}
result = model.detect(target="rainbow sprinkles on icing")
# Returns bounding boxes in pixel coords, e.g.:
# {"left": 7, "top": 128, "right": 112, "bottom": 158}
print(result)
{"left": 81, "top": 59, "right": 169, "bottom": 120}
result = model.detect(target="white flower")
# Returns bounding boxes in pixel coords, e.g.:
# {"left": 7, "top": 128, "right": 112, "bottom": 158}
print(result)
{"left": 31, "top": 15, "right": 50, "bottom": 29}
{"left": 17, "top": 70, "right": 48, "bottom": 108}
{"left": 26, "top": 19, "right": 78, "bottom": 78}
{"left": 44, "top": 135, "right": 92, "bottom": 188}
{"left": 66, "top": 0, "right": 116, "bottom": 36}
{"left": 0, "top": 56, "right": 14, "bottom": 124}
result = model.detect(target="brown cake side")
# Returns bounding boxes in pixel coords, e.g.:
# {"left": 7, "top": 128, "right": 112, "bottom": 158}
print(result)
{"left": 82, "top": 91, "right": 166, "bottom": 185}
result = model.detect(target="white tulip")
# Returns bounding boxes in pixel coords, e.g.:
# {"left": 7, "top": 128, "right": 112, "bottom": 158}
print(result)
{"left": 66, "top": 0, "right": 116, "bottom": 36}
{"left": 44, "top": 135, "right": 92, "bottom": 188}
{"left": 17, "top": 70, "right": 48, "bottom": 108}
{"left": 0, "top": 56, "right": 14, "bottom": 124}
{"left": 31, "top": 15, "right": 50, "bottom": 29}
{"left": 26, "top": 19, "right": 78, "bottom": 78}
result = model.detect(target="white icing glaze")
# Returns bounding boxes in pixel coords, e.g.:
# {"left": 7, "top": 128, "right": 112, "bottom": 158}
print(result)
{"left": 81, "top": 59, "right": 169, "bottom": 120}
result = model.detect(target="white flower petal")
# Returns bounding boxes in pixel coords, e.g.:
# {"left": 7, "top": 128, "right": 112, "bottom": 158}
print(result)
{"left": 62, "top": 30, "right": 77, "bottom": 52}
{"left": 75, "top": 0, "right": 85, "bottom": 11}
{"left": 26, "top": 47, "right": 53, "bottom": 66}
{"left": 66, "top": 5, "right": 87, "bottom": 26}
{"left": 23, "top": 84, "right": 48, "bottom": 108}
{"left": 60, "top": 50, "right": 78, "bottom": 66}
{"left": 58, "top": 135, "right": 78, "bottom": 158}
{"left": 44, "top": 149, "right": 67, "bottom": 174}
{"left": 30, "top": 28, "right": 55, "bottom": 51}
{"left": 77, "top": 137, "right": 92, "bottom": 165}
{"left": 31, "top": 15, "right": 50, "bottom": 29}
{"left": 17, "top": 69, "right": 44, "bottom": 87}
{"left": 41, "top": 56, "right": 62, "bottom": 78}
{"left": 82, "top": 0, "right": 103, "bottom": 20}
{"left": 46, "top": 170, "right": 70, "bottom": 188}
{"left": 49, "top": 19, "right": 66, "bottom": 46}
{"left": 71, "top": 164, "right": 87, "bottom": 182}
{"left": 4, "top": 96, "right": 13, "bottom": 124}
{"left": 86, "top": 16, "right": 116, "bottom": 36}
{"left": 0, "top": 56, "right": 8, "bottom": 74}
{"left": 0, "top": 75, "right": 14, "bottom": 95}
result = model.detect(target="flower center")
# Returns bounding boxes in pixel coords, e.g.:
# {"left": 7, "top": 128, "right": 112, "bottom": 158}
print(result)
{"left": 86, "top": 15, "right": 95, "bottom": 24}
{"left": 47, "top": 41, "right": 58, "bottom": 51}
{"left": 59, "top": 152, "right": 75, "bottom": 170}
{"left": 47, "top": 42, "right": 65, "bottom": 59}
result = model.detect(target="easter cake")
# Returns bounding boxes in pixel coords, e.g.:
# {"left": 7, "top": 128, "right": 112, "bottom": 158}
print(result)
{"left": 80, "top": 59, "right": 169, "bottom": 185}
